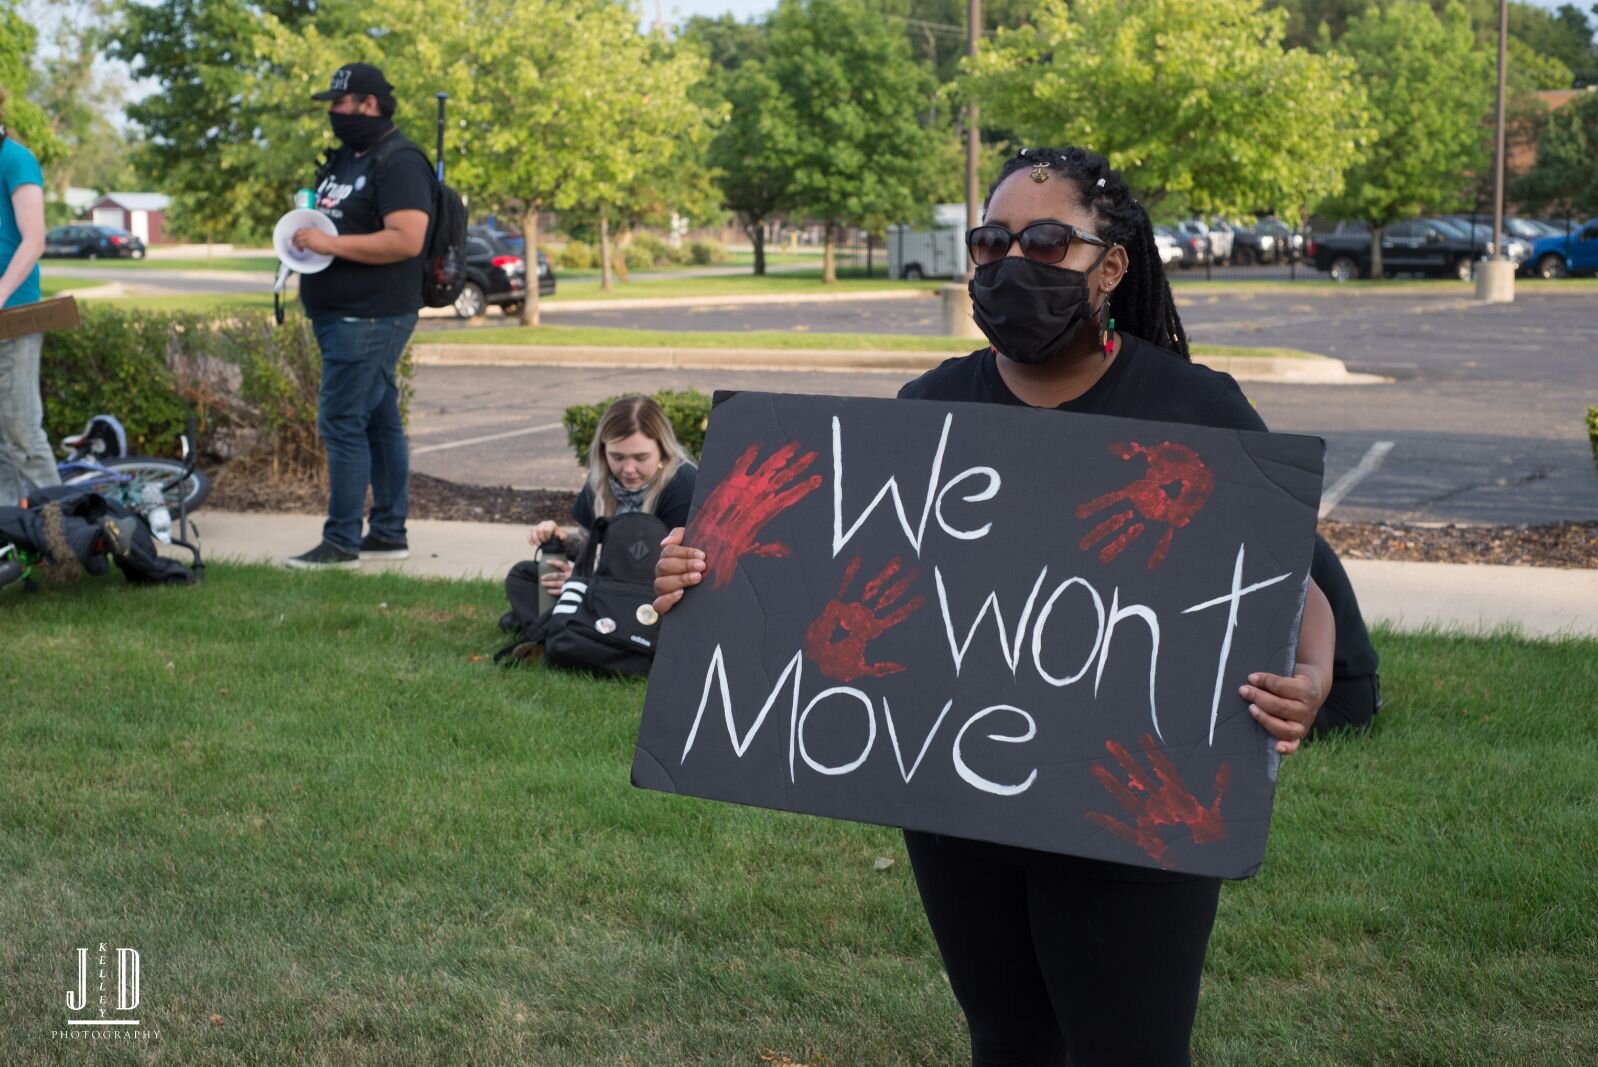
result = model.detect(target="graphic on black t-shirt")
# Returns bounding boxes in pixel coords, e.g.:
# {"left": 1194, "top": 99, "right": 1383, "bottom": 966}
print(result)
{"left": 314, "top": 168, "right": 369, "bottom": 223}
{"left": 299, "top": 134, "right": 434, "bottom": 319}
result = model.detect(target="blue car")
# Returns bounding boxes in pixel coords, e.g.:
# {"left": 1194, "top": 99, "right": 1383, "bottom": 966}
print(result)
{"left": 1524, "top": 218, "right": 1598, "bottom": 278}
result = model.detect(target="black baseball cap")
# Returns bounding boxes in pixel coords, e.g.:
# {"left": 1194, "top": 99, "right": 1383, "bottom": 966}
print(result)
{"left": 311, "top": 62, "right": 394, "bottom": 101}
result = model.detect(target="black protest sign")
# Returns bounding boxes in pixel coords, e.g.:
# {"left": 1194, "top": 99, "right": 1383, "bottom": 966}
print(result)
{"left": 631, "top": 391, "right": 1324, "bottom": 878}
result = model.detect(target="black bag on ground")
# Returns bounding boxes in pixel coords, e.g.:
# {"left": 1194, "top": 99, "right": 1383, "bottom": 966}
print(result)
{"left": 496, "top": 511, "right": 667, "bottom": 676}
{"left": 0, "top": 488, "right": 195, "bottom": 585}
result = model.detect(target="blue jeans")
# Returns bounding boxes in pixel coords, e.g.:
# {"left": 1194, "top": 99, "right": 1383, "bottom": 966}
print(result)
{"left": 312, "top": 313, "right": 416, "bottom": 551}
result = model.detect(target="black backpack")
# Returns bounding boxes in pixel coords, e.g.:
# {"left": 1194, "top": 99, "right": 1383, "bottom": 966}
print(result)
{"left": 496, "top": 511, "right": 668, "bottom": 677}
{"left": 371, "top": 136, "right": 469, "bottom": 308}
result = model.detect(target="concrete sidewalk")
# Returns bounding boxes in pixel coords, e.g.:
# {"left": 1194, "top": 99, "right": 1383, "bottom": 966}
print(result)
{"left": 187, "top": 510, "right": 1597, "bottom": 640}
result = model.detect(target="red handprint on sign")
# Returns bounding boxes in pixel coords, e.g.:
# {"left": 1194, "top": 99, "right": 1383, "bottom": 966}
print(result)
{"left": 687, "top": 440, "right": 824, "bottom": 590}
{"left": 1086, "top": 734, "right": 1230, "bottom": 869}
{"left": 804, "top": 556, "right": 925, "bottom": 683}
{"left": 1075, "top": 441, "right": 1214, "bottom": 570}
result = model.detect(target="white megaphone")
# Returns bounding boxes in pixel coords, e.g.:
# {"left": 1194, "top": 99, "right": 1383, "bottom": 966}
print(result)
{"left": 272, "top": 208, "right": 337, "bottom": 274}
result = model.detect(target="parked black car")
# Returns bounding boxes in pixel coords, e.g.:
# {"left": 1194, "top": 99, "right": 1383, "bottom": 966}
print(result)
{"left": 1231, "top": 219, "right": 1302, "bottom": 265}
{"left": 43, "top": 224, "right": 147, "bottom": 260}
{"left": 457, "top": 228, "right": 556, "bottom": 318}
{"left": 1308, "top": 219, "right": 1478, "bottom": 281}
{"left": 1159, "top": 223, "right": 1209, "bottom": 268}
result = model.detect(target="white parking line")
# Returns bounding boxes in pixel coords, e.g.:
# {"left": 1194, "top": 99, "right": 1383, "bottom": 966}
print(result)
{"left": 412, "top": 422, "right": 564, "bottom": 455}
{"left": 1319, "top": 441, "right": 1395, "bottom": 519}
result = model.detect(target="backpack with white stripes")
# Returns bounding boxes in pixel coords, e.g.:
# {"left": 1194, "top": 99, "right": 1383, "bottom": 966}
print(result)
{"left": 496, "top": 511, "right": 668, "bottom": 676}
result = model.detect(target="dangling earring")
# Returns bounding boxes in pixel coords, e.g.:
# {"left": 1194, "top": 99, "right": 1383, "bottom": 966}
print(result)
{"left": 1100, "top": 300, "right": 1115, "bottom": 360}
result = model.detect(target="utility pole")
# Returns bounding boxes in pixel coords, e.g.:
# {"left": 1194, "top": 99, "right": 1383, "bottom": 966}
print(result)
{"left": 965, "top": 0, "right": 981, "bottom": 281}
{"left": 1476, "top": 0, "right": 1515, "bottom": 302}
{"left": 943, "top": 0, "right": 985, "bottom": 336}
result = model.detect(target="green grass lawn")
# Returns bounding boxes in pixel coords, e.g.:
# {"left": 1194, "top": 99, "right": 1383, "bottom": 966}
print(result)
{"left": 1, "top": 566, "right": 1593, "bottom": 1064}
{"left": 42, "top": 255, "right": 277, "bottom": 272}
{"left": 39, "top": 277, "right": 109, "bottom": 298}
{"left": 546, "top": 268, "right": 941, "bottom": 302}
{"left": 416, "top": 323, "right": 1318, "bottom": 361}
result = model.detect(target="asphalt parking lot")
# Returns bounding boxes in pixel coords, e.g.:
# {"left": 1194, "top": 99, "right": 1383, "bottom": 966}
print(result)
{"left": 407, "top": 287, "right": 1597, "bottom": 527}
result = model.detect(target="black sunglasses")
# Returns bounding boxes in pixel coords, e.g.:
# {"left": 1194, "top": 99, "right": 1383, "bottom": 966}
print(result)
{"left": 966, "top": 221, "right": 1109, "bottom": 266}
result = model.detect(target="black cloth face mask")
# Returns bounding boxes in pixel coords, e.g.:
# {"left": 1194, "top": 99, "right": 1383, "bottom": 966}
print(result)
{"left": 968, "top": 253, "right": 1108, "bottom": 365}
{"left": 329, "top": 112, "right": 393, "bottom": 153}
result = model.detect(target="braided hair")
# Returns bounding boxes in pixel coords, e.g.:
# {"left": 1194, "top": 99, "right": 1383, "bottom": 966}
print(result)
{"left": 986, "top": 146, "right": 1189, "bottom": 359}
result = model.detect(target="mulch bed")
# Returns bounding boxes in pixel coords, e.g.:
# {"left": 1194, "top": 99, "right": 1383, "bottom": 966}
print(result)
{"left": 209, "top": 470, "right": 1598, "bottom": 569}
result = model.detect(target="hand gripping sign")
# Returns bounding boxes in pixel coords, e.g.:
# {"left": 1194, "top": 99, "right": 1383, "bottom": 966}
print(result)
{"left": 632, "top": 392, "right": 1323, "bottom": 878}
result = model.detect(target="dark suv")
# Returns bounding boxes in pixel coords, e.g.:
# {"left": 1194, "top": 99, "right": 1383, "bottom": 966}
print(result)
{"left": 457, "top": 228, "right": 556, "bottom": 318}
{"left": 43, "top": 224, "right": 147, "bottom": 260}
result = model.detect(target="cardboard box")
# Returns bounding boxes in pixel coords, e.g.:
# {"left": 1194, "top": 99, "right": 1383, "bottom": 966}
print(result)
{"left": 0, "top": 296, "right": 81, "bottom": 341}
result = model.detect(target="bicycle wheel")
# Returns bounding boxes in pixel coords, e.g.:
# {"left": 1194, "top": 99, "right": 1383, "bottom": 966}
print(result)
{"left": 63, "top": 457, "right": 212, "bottom": 512}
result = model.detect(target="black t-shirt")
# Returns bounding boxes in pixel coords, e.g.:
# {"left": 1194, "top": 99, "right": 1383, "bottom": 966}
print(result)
{"left": 300, "top": 131, "right": 433, "bottom": 319}
{"left": 570, "top": 461, "right": 699, "bottom": 532}
{"left": 899, "top": 335, "right": 1378, "bottom": 678}
{"left": 898, "top": 333, "right": 1267, "bottom": 429}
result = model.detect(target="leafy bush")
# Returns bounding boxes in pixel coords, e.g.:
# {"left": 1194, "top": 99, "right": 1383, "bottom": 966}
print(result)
{"left": 556, "top": 241, "right": 594, "bottom": 270}
{"left": 621, "top": 243, "right": 656, "bottom": 272}
{"left": 42, "top": 308, "right": 195, "bottom": 456}
{"left": 41, "top": 305, "right": 413, "bottom": 483}
{"left": 1588, "top": 406, "right": 1598, "bottom": 476}
{"left": 687, "top": 237, "right": 729, "bottom": 266}
{"left": 629, "top": 232, "right": 691, "bottom": 268}
{"left": 562, "top": 390, "right": 713, "bottom": 466}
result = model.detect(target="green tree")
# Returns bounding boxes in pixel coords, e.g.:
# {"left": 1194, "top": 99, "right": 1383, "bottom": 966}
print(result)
{"left": 110, "top": 0, "right": 341, "bottom": 243}
{"left": 1317, "top": 2, "right": 1493, "bottom": 277}
{"left": 1514, "top": 91, "right": 1598, "bottom": 216}
{"left": 1508, "top": 1, "right": 1597, "bottom": 83}
{"left": 28, "top": 0, "right": 134, "bottom": 201}
{"left": 0, "top": 1, "right": 62, "bottom": 163}
{"left": 678, "top": 12, "right": 770, "bottom": 71}
{"left": 962, "top": 0, "right": 1368, "bottom": 221}
{"left": 766, "top": 0, "right": 937, "bottom": 283}
{"left": 1269, "top": 0, "right": 1373, "bottom": 48}
{"left": 569, "top": 36, "right": 723, "bottom": 291}
{"left": 703, "top": 58, "right": 797, "bottom": 276}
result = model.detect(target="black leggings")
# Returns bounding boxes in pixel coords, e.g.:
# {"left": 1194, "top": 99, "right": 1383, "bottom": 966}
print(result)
{"left": 1312, "top": 672, "right": 1381, "bottom": 738}
{"left": 904, "top": 831, "right": 1222, "bottom": 1067}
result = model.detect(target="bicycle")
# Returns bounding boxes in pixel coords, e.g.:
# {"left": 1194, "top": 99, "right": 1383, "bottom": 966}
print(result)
{"left": 50, "top": 414, "right": 212, "bottom": 513}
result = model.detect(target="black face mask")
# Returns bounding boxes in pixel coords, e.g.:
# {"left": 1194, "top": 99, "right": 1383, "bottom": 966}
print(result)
{"left": 329, "top": 112, "right": 393, "bottom": 152}
{"left": 968, "top": 254, "right": 1107, "bottom": 365}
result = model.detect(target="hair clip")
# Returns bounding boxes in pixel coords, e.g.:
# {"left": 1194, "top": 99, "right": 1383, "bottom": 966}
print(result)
{"left": 1095, "top": 178, "right": 1106, "bottom": 189}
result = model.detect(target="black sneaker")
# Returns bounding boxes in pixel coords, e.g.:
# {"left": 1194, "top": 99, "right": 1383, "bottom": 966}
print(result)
{"left": 358, "top": 534, "right": 410, "bottom": 561}
{"left": 284, "top": 540, "right": 359, "bottom": 570}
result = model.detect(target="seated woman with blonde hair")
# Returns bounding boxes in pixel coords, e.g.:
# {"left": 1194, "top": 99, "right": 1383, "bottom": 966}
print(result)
{"left": 504, "top": 395, "right": 697, "bottom": 628}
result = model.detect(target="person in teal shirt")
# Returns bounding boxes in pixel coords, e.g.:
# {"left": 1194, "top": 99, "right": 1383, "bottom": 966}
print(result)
{"left": 0, "top": 85, "right": 55, "bottom": 507}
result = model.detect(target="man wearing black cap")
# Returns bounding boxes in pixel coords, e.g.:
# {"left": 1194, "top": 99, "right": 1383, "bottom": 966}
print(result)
{"left": 285, "top": 62, "right": 434, "bottom": 570}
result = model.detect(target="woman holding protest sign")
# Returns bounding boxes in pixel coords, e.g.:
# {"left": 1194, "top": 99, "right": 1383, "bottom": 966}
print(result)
{"left": 654, "top": 146, "right": 1337, "bottom": 1065}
